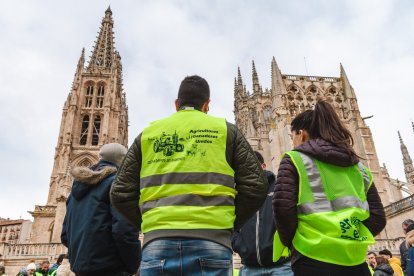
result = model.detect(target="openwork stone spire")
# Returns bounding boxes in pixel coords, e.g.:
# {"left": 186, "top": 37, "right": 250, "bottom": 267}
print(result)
{"left": 87, "top": 7, "right": 115, "bottom": 71}
{"left": 252, "top": 60, "right": 261, "bottom": 94}
{"left": 398, "top": 131, "right": 414, "bottom": 184}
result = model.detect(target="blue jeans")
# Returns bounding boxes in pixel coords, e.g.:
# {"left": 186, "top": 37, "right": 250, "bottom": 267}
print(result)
{"left": 140, "top": 239, "right": 233, "bottom": 276}
{"left": 239, "top": 262, "right": 293, "bottom": 276}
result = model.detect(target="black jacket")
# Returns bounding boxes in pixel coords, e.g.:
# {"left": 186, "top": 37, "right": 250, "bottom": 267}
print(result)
{"left": 373, "top": 263, "right": 394, "bottom": 276}
{"left": 110, "top": 115, "right": 268, "bottom": 249}
{"left": 400, "top": 240, "right": 409, "bottom": 272}
{"left": 61, "top": 160, "right": 141, "bottom": 274}
{"left": 232, "top": 170, "right": 289, "bottom": 267}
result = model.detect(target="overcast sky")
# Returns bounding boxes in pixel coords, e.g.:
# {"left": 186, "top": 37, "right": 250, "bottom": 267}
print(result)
{"left": 1, "top": 0, "right": 414, "bottom": 220}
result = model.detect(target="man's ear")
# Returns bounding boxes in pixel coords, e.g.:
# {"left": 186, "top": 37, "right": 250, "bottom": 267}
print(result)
{"left": 201, "top": 100, "right": 211, "bottom": 113}
{"left": 175, "top": 99, "right": 180, "bottom": 111}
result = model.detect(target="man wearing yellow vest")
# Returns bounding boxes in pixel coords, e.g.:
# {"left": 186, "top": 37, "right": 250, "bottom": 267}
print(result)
{"left": 111, "top": 75, "right": 268, "bottom": 275}
{"left": 272, "top": 101, "right": 386, "bottom": 275}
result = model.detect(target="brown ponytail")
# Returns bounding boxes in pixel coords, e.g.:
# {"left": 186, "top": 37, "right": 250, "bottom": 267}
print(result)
{"left": 291, "top": 100, "right": 356, "bottom": 156}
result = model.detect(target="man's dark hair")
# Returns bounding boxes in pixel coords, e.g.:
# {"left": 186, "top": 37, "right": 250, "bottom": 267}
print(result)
{"left": 56, "top": 254, "right": 65, "bottom": 264}
{"left": 403, "top": 219, "right": 414, "bottom": 226}
{"left": 379, "top": 249, "right": 392, "bottom": 258}
{"left": 254, "top": 151, "right": 264, "bottom": 164}
{"left": 406, "top": 223, "right": 414, "bottom": 233}
{"left": 367, "top": 251, "right": 376, "bottom": 256}
{"left": 177, "top": 75, "right": 210, "bottom": 110}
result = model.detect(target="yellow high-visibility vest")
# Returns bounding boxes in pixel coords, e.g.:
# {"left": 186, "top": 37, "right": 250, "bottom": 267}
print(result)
{"left": 140, "top": 108, "right": 235, "bottom": 233}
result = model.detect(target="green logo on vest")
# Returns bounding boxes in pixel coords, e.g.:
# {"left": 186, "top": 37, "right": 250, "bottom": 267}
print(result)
{"left": 153, "top": 131, "right": 184, "bottom": 156}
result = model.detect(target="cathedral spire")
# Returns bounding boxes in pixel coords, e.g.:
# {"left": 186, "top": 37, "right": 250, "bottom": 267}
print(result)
{"left": 398, "top": 131, "right": 414, "bottom": 184}
{"left": 77, "top": 48, "right": 85, "bottom": 73}
{"left": 340, "top": 63, "right": 357, "bottom": 100}
{"left": 234, "top": 66, "right": 246, "bottom": 99}
{"left": 87, "top": 7, "right": 115, "bottom": 71}
{"left": 271, "top": 57, "right": 285, "bottom": 96}
{"left": 252, "top": 60, "right": 261, "bottom": 94}
{"left": 237, "top": 66, "right": 243, "bottom": 86}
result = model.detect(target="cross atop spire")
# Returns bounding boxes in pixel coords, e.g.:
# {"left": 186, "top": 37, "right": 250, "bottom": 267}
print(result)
{"left": 87, "top": 8, "right": 115, "bottom": 71}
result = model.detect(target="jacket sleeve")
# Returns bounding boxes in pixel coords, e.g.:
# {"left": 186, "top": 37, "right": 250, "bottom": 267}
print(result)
{"left": 110, "top": 134, "right": 142, "bottom": 229}
{"left": 362, "top": 183, "right": 386, "bottom": 236}
{"left": 272, "top": 154, "right": 299, "bottom": 248}
{"left": 227, "top": 123, "right": 268, "bottom": 230}
{"left": 111, "top": 205, "right": 141, "bottom": 273}
{"left": 61, "top": 198, "right": 70, "bottom": 247}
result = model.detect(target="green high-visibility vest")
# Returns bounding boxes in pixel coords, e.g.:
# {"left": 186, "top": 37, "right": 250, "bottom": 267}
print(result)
{"left": 140, "top": 108, "right": 235, "bottom": 233}
{"left": 286, "top": 151, "right": 375, "bottom": 266}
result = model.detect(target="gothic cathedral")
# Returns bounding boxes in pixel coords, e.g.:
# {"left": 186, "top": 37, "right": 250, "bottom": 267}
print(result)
{"left": 29, "top": 7, "right": 128, "bottom": 243}
{"left": 28, "top": 9, "right": 414, "bottom": 243}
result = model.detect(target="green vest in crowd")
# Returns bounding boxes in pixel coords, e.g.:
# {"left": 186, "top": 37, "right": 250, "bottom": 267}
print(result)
{"left": 274, "top": 151, "right": 375, "bottom": 266}
{"left": 140, "top": 108, "right": 236, "bottom": 233}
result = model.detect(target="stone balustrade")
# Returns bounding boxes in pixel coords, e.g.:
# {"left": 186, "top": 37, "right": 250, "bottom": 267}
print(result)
{"left": 0, "top": 242, "right": 66, "bottom": 259}
{"left": 283, "top": 75, "right": 340, "bottom": 82}
{"left": 384, "top": 194, "right": 414, "bottom": 217}
{"left": 368, "top": 237, "right": 405, "bottom": 255}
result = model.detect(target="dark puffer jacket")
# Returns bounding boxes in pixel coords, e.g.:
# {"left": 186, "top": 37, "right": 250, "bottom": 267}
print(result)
{"left": 110, "top": 120, "right": 268, "bottom": 249}
{"left": 272, "top": 138, "right": 386, "bottom": 264}
{"left": 61, "top": 160, "right": 141, "bottom": 274}
{"left": 373, "top": 263, "right": 394, "bottom": 276}
{"left": 232, "top": 170, "right": 289, "bottom": 267}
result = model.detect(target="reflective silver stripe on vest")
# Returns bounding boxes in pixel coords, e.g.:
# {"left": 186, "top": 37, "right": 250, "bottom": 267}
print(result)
{"left": 300, "top": 153, "right": 328, "bottom": 203}
{"left": 298, "top": 153, "right": 369, "bottom": 215}
{"left": 299, "top": 196, "right": 370, "bottom": 215}
{"left": 141, "top": 172, "right": 235, "bottom": 189}
{"left": 140, "top": 194, "right": 234, "bottom": 214}
{"left": 357, "top": 162, "right": 371, "bottom": 194}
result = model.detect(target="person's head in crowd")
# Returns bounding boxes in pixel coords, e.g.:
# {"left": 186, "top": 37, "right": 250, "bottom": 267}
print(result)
{"left": 26, "top": 263, "right": 37, "bottom": 275}
{"left": 290, "top": 100, "right": 356, "bottom": 157}
{"left": 375, "top": 256, "right": 389, "bottom": 267}
{"left": 99, "top": 143, "right": 128, "bottom": 167}
{"left": 367, "top": 251, "right": 377, "bottom": 268}
{"left": 175, "top": 75, "right": 210, "bottom": 113}
{"left": 40, "top": 260, "right": 50, "bottom": 272}
{"left": 402, "top": 219, "right": 414, "bottom": 234}
{"left": 0, "top": 265, "right": 5, "bottom": 275}
{"left": 378, "top": 249, "right": 392, "bottom": 260}
{"left": 254, "top": 151, "right": 266, "bottom": 170}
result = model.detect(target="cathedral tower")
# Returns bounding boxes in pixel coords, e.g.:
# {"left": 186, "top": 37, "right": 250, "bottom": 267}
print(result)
{"left": 234, "top": 58, "right": 398, "bottom": 207}
{"left": 29, "top": 7, "right": 128, "bottom": 243}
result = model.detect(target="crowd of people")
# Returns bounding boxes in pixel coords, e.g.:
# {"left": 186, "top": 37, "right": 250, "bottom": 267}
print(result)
{"left": 7, "top": 75, "right": 413, "bottom": 275}
{"left": 364, "top": 219, "right": 414, "bottom": 276}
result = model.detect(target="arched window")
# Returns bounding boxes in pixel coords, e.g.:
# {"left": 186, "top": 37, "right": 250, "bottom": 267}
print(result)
{"left": 92, "top": 115, "right": 101, "bottom": 146}
{"left": 80, "top": 115, "right": 90, "bottom": 145}
{"left": 85, "top": 86, "right": 94, "bottom": 107}
{"left": 96, "top": 85, "right": 105, "bottom": 108}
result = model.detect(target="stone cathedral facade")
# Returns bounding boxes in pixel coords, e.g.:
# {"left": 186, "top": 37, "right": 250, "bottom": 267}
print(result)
{"left": 29, "top": 7, "right": 128, "bottom": 243}
{"left": 234, "top": 59, "right": 414, "bottom": 238}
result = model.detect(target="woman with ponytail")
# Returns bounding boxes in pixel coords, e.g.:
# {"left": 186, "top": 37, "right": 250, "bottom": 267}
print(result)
{"left": 272, "top": 100, "right": 386, "bottom": 275}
